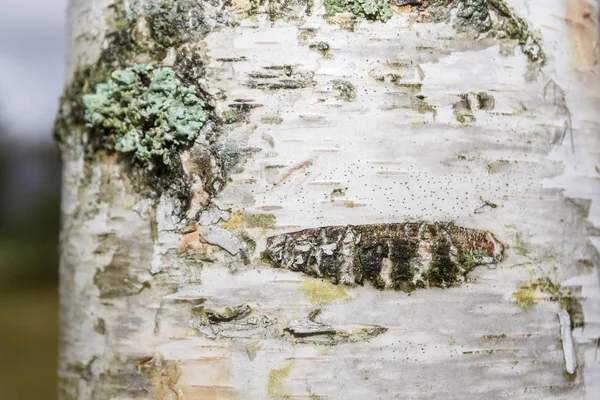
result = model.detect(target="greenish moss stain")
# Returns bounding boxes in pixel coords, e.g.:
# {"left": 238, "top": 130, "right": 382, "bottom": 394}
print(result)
{"left": 94, "top": 263, "right": 150, "bottom": 299}
{"left": 267, "top": 363, "right": 293, "bottom": 398}
{"left": 244, "top": 212, "right": 277, "bottom": 229}
{"left": 220, "top": 211, "right": 277, "bottom": 230}
{"left": 83, "top": 64, "right": 206, "bottom": 166}
{"left": 222, "top": 109, "right": 248, "bottom": 124}
{"left": 512, "top": 275, "right": 583, "bottom": 325}
{"left": 260, "top": 116, "right": 284, "bottom": 125}
{"left": 512, "top": 285, "right": 535, "bottom": 309}
{"left": 454, "top": 111, "right": 475, "bottom": 124}
{"left": 248, "top": 0, "right": 314, "bottom": 21}
{"left": 394, "top": 82, "right": 423, "bottom": 93}
{"left": 324, "top": 0, "right": 393, "bottom": 22}
{"left": 409, "top": 95, "right": 437, "bottom": 119}
{"left": 481, "top": 333, "right": 507, "bottom": 339}
{"left": 298, "top": 278, "right": 352, "bottom": 304}
{"left": 514, "top": 232, "right": 528, "bottom": 256}
{"left": 479, "top": 197, "right": 498, "bottom": 209}
{"left": 240, "top": 231, "right": 257, "bottom": 253}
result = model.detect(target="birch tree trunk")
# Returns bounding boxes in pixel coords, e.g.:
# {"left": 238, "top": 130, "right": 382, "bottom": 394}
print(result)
{"left": 56, "top": 0, "right": 600, "bottom": 398}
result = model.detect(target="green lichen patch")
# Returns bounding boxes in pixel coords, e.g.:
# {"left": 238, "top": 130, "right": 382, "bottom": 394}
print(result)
{"left": 324, "top": 0, "right": 393, "bottom": 22}
{"left": 331, "top": 80, "right": 357, "bottom": 102}
{"left": 222, "top": 109, "right": 249, "bottom": 124}
{"left": 421, "top": 0, "right": 545, "bottom": 63}
{"left": 54, "top": 0, "right": 224, "bottom": 147}
{"left": 246, "top": 0, "right": 314, "bottom": 22}
{"left": 454, "top": 112, "right": 475, "bottom": 124}
{"left": 54, "top": 1, "right": 255, "bottom": 222}
{"left": 54, "top": 67, "right": 113, "bottom": 144}
{"left": 83, "top": 64, "right": 206, "bottom": 166}
{"left": 120, "top": 0, "right": 227, "bottom": 44}
{"left": 408, "top": 95, "right": 437, "bottom": 119}
{"left": 453, "top": 92, "right": 493, "bottom": 124}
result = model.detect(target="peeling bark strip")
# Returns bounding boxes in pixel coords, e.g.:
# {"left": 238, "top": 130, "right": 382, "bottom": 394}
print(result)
{"left": 188, "top": 303, "right": 388, "bottom": 345}
{"left": 265, "top": 222, "right": 504, "bottom": 290}
{"left": 558, "top": 310, "right": 577, "bottom": 375}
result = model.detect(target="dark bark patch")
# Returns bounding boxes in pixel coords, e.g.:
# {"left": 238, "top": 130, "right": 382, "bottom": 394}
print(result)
{"left": 264, "top": 222, "right": 504, "bottom": 290}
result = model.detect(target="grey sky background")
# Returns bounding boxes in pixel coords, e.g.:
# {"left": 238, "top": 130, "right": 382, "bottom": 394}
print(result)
{"left": 0, "top": 0, "right": 67, "bottom": 143}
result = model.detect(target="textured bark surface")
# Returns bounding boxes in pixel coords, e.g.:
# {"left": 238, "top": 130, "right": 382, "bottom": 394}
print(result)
{"left": 57, "top": 0, "right": 600, "bottom": 398}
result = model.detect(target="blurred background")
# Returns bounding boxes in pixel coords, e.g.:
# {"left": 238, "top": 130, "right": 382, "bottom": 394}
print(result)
{"left": 0, "top": 0, "right": 67, "bottom": 398}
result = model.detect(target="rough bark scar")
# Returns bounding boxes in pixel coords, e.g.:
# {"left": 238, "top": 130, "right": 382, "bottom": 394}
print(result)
{"left": 264, "top": 222, "right": 504, "bottom": 290}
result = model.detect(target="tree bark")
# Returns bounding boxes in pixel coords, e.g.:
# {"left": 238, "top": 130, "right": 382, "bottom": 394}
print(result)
{"left": 57, "top": 0, "right": 600, "bottom": 398}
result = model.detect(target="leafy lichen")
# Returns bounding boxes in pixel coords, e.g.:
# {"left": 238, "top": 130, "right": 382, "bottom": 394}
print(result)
{"left": 54, "top": 0, "right": 227, "bottom": 147}
{"left": 324, "top": 0, "right": 393, "bottom": 22}
{"left": 83, "top": 64, "right": 206, "bottom": 166}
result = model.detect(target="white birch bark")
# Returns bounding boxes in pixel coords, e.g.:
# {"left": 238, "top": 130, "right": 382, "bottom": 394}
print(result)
{"left": 57, "top": 0, "right": 600, "bottom": 398}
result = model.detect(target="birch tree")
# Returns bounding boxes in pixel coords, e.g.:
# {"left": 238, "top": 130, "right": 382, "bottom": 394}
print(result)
{"left": 55, "top": 0, "right": 600, "bottom": 398}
